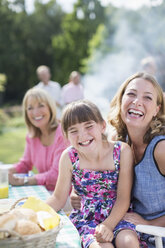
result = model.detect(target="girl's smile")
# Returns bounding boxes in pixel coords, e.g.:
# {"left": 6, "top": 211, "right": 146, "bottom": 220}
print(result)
{"left": 67, "top": 120, "right": 105, "bottom": 151}
{"left": 78, "top": 139, "right": 93, "bottom": 146}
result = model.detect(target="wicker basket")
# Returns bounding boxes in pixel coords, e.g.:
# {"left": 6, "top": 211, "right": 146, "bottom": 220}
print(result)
{"left": 0, "top": 198, "right": 63, "bottom": 248}
{"left": 0, "top": 222, "right": 62, "bottom": 248}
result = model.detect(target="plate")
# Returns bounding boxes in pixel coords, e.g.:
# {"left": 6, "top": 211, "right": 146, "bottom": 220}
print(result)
{"left": 0, "top": 164, "right": 13, "bottom": 170}
{"left": 0, "top": 199, "right": 15, "bottom": 214}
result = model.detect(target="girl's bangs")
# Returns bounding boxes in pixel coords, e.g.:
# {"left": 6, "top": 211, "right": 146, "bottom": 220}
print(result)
{"left": 64, "top": 104, "right": 98, "bottom": 132}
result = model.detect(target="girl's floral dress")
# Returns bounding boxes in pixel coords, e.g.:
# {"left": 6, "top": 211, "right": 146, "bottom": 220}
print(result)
{"left": 68, "top": 142, "right": 147, "bottom": 248}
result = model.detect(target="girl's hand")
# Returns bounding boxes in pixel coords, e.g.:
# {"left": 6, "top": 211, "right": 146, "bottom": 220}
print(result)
{"left": 70, "top": 188, "right": 81, "bottom": 209}
{"left": 123, "top": 212, "right": 148, "bottom": 225}
{"left": 94, "top": 223, "right": 114, "bottom": 243}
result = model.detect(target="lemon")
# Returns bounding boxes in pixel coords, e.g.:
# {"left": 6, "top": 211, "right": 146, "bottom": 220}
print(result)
{"left": 37, "top": 211, "right": 60, "bottom": 230}
{"left": 43, "top": 215, "right": 60, "bottom": 230}
{"left": 21, "top": 196, "right": 60, "bottom": 230}
{"left": 21, "top": 196, "right": 58, "bottom": 216}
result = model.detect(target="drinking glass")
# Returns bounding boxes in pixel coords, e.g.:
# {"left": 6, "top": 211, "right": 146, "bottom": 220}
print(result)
{"left": 0, "top": 167, "right": 9, "bottom": 198}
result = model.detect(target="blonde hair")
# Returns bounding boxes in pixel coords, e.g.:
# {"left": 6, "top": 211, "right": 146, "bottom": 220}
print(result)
{"left": 61, "top": 99, "right": 106, "bottom": 139}
{"left": 23, "top": 88, "right": 58, "bottom": 138}
{"left": 108, "top": 72, "right": 165, "bottom": 144}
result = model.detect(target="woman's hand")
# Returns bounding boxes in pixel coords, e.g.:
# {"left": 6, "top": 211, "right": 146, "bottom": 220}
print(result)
{"left": 70, "top": 188, "right": 81, "bottom": 210}
{"left": 123, "top": 212, "right": 149, "bottom": 225}
{"left": 94, "top": 223, "right": 114, "bottom": 243}
{"left": 8, "top": 171, "right": 23, "bottom": 186}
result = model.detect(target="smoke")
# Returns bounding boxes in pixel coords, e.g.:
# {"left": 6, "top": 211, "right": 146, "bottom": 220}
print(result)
{"left": 82, "top": 3, "right": 165, "bottom": 117}
{"left": 83, "top": 51, "right": 137, "bottom": 116}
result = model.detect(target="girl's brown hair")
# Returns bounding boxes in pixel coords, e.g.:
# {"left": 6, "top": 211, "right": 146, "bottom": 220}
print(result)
{"left": 61, "top": 100, "right": 105, "bottom": 137}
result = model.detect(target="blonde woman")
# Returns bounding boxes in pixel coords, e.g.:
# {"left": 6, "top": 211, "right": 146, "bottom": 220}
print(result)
{"left": 9, "top": 88, "right": 67, "bottom": 191}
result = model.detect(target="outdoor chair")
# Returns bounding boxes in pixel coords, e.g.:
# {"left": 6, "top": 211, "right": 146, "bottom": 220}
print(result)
{"left": 136, "top": 225, "right": 165, "bottom": 248}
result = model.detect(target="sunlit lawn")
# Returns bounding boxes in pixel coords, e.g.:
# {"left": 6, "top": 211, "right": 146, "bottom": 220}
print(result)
{"left": 0, "top": 115, "right": 39, "bottom": 174}
{"left": 0, "top": 114, "right": 26, "bottom": 164}
{"left": 0, "top": 126, "right": 26, "bottom": 164}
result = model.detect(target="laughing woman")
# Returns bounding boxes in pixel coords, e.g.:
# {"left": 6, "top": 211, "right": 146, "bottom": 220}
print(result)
{"left": 9, "top": 88, "right": 67, "bottom": 191}
{"left": 108, "top": 72, "right": 165, "bottom": 248}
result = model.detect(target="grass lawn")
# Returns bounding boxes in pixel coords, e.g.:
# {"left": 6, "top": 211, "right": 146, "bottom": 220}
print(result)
{"left": 0, "top": 111, "right": 38, "bottom": 173}
{"left": 0, "top": 126, "right": 26, "bottom": 164}
{"left": 0, "top": 113, "right": 26, "bottom": 164}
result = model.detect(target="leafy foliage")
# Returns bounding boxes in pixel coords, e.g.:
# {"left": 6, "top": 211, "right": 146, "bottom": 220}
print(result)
{"left": 52, "top": 0, "right": 106, "bottom": 85}
{"left": 0, "top": 0, "right": 64, "bottom": 103}
{"left": 1, "top": 0, "right": 165, "bottom": 103}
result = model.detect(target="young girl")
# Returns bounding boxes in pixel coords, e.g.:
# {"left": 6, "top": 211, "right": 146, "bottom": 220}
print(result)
{"left": 47, "top": 100, "right": 137, "bottom": 248}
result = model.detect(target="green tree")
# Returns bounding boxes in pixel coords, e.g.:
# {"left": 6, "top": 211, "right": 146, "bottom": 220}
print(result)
{"left": 81, "top": 1, "right": 165, "bottom": 77}
{"left": 52, "top": 0, "right": 106, "bottom": 85}
{"left": 0, "top": 0, "right": 64, "bottom": 103}
{"left": 81, "top": 4, "right": 117, "bottom": 73}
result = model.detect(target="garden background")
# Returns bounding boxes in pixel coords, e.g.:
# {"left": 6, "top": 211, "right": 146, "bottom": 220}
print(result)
{"left": 1, "top": 0, "right": 165, "bottom": 165}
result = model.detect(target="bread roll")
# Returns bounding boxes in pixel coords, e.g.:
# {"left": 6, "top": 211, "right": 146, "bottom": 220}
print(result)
{"left": 14, "top": 219, "right": 41, "bottom": 235}
{"left": 0, "top": 213, "right": 17, "bottom": 239}
{"left": 11, "top": 208, "right": 37, "bottom": 223}
{"left": 0, "top": 213, "right": 17, "bottom": 230}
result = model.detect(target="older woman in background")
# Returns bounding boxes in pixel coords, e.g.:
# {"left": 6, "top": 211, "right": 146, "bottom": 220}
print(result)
{"left": 9, "top": 88, "right": 67, "bottom": 191}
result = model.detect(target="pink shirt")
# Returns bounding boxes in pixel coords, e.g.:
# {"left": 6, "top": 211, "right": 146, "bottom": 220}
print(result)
{"left": 61, "top": 82, "right": 84, "bottom": 105}
{"left": 14, "top": 125, "right": 67, "bottom": 191}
